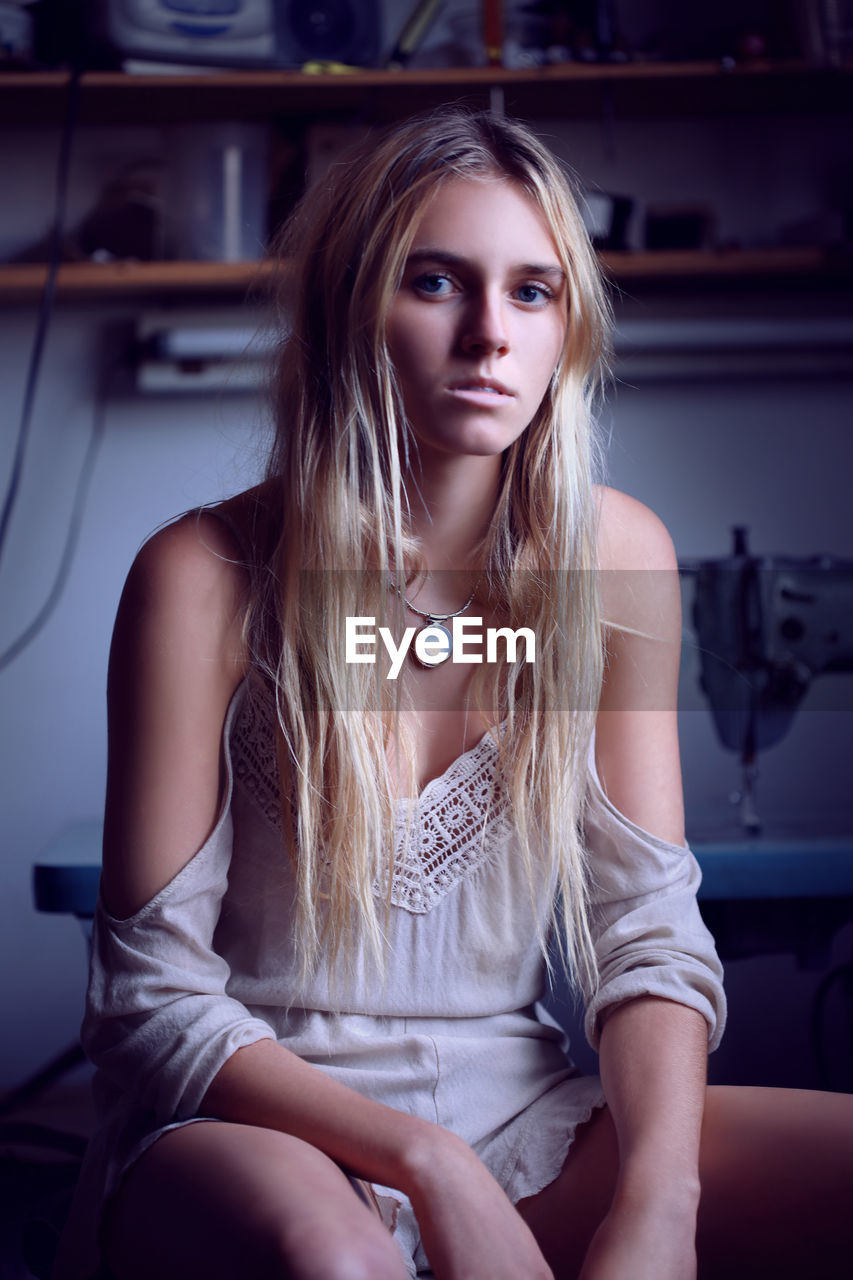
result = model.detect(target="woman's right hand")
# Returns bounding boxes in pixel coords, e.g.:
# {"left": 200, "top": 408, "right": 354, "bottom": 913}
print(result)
{"left": 404, "top": 1129, "right": 554, "bottom": 1280}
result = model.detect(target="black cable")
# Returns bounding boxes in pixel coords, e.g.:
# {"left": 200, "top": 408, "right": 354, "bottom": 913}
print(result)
{"left": 0, "top": 66, "right": 81, "bottom": 575}
{"left": 0, "top": 377, "right": 108, "bottom": 673}
{"left": 811, "top": 960, "right": 853, "bottom": 1092}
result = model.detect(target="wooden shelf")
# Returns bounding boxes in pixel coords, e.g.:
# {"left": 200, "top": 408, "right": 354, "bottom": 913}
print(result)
{"left": 601, "top": 247, "right": 851, "bottom": 280}
{"left": 2, "top": 60, "right": 850, "bottom": 126}
{"left": 0, "top": 248, "right": 847, "bottom": 304}
{"left": 0, "top": 259, "right": 271, "bottom": 301}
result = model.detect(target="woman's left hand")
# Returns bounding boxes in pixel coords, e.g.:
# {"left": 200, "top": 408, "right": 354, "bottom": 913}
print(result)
{"left": 579, "top": 1190, "right": 698, "bottom": 1280}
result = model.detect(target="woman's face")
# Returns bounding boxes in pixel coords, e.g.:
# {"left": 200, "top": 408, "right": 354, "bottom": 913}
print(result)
{"left": 385, "top": 177, "right": 568, "bottom": 466}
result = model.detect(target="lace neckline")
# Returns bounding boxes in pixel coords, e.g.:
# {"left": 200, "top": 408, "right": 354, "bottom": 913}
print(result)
{"left": 230, "top": 687, "right": 512, "bottom": 915}
{"left": 394, "top": 719, "right": 504, "bottom": 809}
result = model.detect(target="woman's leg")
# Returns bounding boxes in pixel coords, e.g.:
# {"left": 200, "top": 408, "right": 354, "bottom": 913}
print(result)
{"left": 516, "top": 1085, "right": 853, "bottom": 1280}
{"left": 514, "top": 1103, "right": 617, "bottom": 1279}
{"left": 696, "top": 1085, "right": 853, "bottom": 1278}
{"left": 103, "top": 1120, "right": 410, "bottom": 1280}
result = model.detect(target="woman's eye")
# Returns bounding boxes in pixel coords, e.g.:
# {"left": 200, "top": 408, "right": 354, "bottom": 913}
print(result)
{"left": 414, "top": 273, "right": 453, "bottom": 297}
{"left": 516, "top": 283, "right": 553, "bottom": 305}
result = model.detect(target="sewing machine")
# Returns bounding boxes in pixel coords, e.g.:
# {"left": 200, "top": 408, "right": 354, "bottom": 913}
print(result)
{"left": 681, "top": 526, "right": 853, "bottom": 835}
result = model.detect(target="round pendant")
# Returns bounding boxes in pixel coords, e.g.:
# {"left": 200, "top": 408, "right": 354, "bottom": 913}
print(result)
{"left": 411, "top": 621, "right": 453, "bottom": 668}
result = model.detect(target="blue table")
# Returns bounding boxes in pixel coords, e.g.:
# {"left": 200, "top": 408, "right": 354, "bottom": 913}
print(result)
{"left": 32, "top": 820, "right": 853, "bottom": 966}
{"left": 691, "top": 834, "right": 853, "bottom": 967}
{"left": 32, "top": 820, "right": 103, "bottom": 941}
{"left": 23, "top": 820, "right": 853, "bottom": 1099}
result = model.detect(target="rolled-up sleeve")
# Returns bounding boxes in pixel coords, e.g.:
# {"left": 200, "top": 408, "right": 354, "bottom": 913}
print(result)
{"left": 81, "top": 701, "right": 276, "bottom": 1127}
{"left": 582, "top": 763, "right": 726, "bottom": 1053}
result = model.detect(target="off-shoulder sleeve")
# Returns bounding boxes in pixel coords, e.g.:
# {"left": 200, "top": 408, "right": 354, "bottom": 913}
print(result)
{"left": 581, "top": 753, "right": 726, "bottom": 1053}
{"left": 81, "top": 692, "right": 276, "bottom": 1126}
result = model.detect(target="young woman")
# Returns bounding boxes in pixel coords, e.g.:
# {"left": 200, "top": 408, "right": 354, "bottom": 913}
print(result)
{"left": 55, "top": 110, "right": 853, "bottom": 1280}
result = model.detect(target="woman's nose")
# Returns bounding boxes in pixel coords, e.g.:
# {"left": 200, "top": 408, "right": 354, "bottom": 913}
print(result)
{"left": 459, "top": 290, "right": 509, "bottom": 356}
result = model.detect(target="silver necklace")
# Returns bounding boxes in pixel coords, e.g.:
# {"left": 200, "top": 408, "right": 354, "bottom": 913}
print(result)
{"left": 389, "top": 578, "right": 482, "bottom": 668}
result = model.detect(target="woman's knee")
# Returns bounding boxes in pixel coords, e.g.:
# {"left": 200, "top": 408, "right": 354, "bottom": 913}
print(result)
{"left": 103, "top": 1121, "right": 409, "bottom": 1280}
{"left": 264, "top": 1219, "right": 409, "bottom": 1280}
{"left": 253, "top": 1173, "right": 408, "bottom": 1280}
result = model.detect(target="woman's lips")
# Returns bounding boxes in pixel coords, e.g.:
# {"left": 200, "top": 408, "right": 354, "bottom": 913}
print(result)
{"left": 446, "top": 378, "right": 515, "bottom": 404}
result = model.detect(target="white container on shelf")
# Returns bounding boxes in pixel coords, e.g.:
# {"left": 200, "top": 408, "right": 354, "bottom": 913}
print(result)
{"left": 165, "top": 122, "right": 268, "bottom": 262}
{"left": 103, "top": 0, "right": 276, "bottom": 68}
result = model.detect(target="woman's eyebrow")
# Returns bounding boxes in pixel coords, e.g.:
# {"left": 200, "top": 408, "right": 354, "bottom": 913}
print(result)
{"left": 404, "top": 249, "right": 471, "bottom": 271}
{"left": 405, "top": 248, "right": 565, "bottom": 282}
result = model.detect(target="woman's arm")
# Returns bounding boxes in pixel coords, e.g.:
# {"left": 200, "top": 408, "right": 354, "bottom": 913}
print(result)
{"left": 582, "top": 998, "right": 706, "bottom": 1279}
{"left": 87, "top": 511, "right": 284, "bottom": 1116}
{"left": 100, "top": 512, "right": 248, "bottom": 920}
{"left": 582, "top": 487, "right": 719, "bottom": 1278}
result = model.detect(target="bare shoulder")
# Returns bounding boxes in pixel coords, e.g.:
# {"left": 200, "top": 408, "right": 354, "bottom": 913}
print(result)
{"left": 592, "top": 489, "right": 686, "bottom": 843}
{"left": 593, "top": 485, "right": 681, "bottom": 643}
{"left": 594, "top": 484, "right": 679, "bottom": 573}
{"left": 127, "top": 505, "right": 247, "bottom": 621}
{"left": 112, "top": 478, "right": 280, "bottom": 710}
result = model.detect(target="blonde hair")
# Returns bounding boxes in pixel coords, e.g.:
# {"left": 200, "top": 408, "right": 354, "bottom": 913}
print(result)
{"left": 249, "top": 109, "right": 611, "bottom": 999}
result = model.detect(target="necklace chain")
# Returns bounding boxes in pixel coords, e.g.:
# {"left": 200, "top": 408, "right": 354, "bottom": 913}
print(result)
{"left": 389, "top": 576, "right": 482, "bottom": 625}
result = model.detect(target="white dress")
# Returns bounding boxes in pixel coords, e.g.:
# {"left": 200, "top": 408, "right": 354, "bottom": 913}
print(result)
{"left": 55, "top": 681, "right": 725, "bottom": 1280}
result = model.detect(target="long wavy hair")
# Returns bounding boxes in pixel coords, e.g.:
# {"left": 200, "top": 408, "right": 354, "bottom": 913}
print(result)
{"left": 247, "top": 108, "right": 612, "bottom": 999}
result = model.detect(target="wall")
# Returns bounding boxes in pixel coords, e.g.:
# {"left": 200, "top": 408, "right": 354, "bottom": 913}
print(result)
{"left": 1, "top": 95, "right": 851, "bottom": 1092}
{"left": 0, "top": 308, "right": 266, "bottom": 1089}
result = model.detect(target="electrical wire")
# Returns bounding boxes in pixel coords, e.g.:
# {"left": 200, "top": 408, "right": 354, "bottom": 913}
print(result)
{"left": 810, "top": 959, "right": 853, "bottom": 1092}
{"left": 0, "top": 66, "right": 81, "bottom": 576}
{"left": 0, "top": 379, "right": 107, "bottom": 672}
